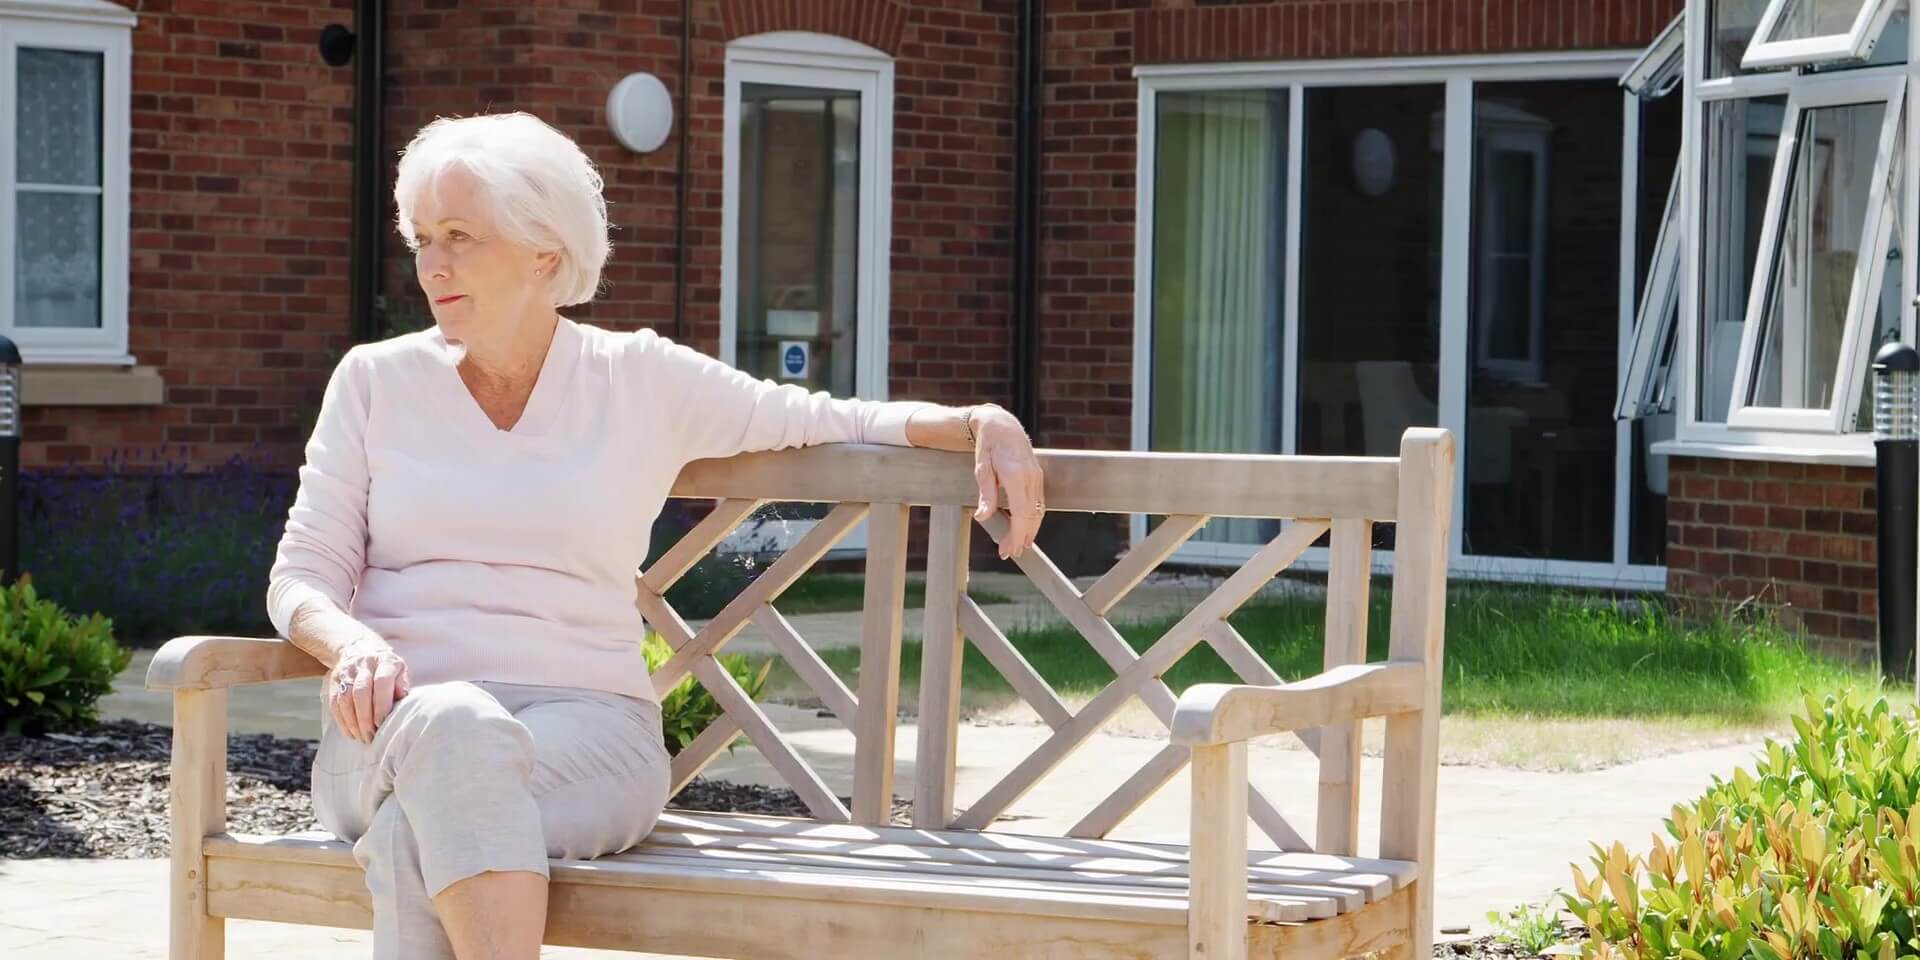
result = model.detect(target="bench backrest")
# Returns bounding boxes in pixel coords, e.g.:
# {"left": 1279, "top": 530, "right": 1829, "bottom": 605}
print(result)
{"left": 641, "top": 428, "right": 1454, "bottom": 859}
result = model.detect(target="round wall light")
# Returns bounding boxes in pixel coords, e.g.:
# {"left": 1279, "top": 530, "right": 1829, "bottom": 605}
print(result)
{"left": 1351, "top": 127, "right": 1396, "bottom": 197}
{"left": 607, "top": 72, "right": 674, "bottom": 153}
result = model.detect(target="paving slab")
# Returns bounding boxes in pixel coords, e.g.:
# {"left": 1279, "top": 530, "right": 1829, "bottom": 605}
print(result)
{"left": 11, "top": 692, "right": 1761, "bottom": 957}
{"left": 63, "top": 571, "right": 1740, "bottom": 958}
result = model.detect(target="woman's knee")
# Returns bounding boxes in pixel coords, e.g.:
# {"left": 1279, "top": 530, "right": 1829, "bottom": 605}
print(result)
{"left": 386, "top": 682, "right": 533, "bottom": 766}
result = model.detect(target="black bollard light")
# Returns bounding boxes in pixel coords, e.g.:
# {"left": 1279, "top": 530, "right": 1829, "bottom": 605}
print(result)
{"left": 0, "top": 336, "right": 19, "bottom": 587}
{"left": 1874, "top": 338, "right": 1920, "bottom": 684}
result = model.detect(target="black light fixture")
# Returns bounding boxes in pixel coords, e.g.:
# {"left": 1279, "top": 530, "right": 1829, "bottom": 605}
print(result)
{"left": 318, "top": 24, "right": 356, "bottom": 67}
{"left": 1874, "top": 334, "right": 1920, "bottom": 684}
{"left": 0, "top": 335, "right": 21, "bottom": 586}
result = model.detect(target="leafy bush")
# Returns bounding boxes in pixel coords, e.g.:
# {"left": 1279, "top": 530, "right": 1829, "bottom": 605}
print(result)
{"left": 21, "top": 446, "right": 294, "bottom": 646}
{"left": 1489, "top": 899, "right": 1575, "bottom": 955}
{"left": 642, "top": 630, "right": 770, "bottom": 756}
{"left": 0, "top": 576, "right": 131, "bottom": 736}
{"left": 1564, "top": 691, "right": 1920, "bottom": 960}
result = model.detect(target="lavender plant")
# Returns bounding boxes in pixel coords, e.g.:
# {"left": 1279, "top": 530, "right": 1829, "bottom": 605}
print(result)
{"left": 20, "top": 445, "right": 296, "bottom": 647}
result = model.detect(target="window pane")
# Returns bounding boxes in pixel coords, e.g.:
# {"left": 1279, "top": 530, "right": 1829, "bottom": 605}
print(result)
{"left": 1466, "top": 81, "right": 1620, "bottom": 563}
{"left": 1711, "top": 0, "right": 1781, "bottom": 76}
{"left": 1763, "top": 0, "right": 1876, "bottom": 42}
{"left": 736, "top": 83, "right": 859, "bottom": 397}
{"left": 1810, "top": 7, "right": 1910, "bottom": 70}
{"left": 15, "top": 191, "right": 102, "bottom": 329}
{"left": 1745, "top": 101, "right": 1885, "bottom": 412}
{"left": 1150, "top": 89, "right": 1287, "bottom": 546}
{"left": 1699, "top": 96, "right": 1788, "bottom": 422}
{"left": 1631, "top": 96, "right": 1683, "bottom": 568}
{"left": 1299, "top": 85, "right": 1445, "bottom": 463}
{"left": 17, "top": 48, "right": 103, "bottom": 187}
{"left": 1855, "top": 160, "right": 1904, "bottom": 431}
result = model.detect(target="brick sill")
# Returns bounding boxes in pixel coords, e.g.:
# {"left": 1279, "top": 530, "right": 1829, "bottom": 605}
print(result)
{"left": 22, "top": 365, "right": 165, "bottom": 407}
{"left": 1650, "top": 438, "right": 1874, "bottom": 468}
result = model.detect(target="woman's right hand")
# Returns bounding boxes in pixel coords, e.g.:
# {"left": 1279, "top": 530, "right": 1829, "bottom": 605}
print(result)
{"left": 326, "top": 638, "right": 411, "bottom": 744}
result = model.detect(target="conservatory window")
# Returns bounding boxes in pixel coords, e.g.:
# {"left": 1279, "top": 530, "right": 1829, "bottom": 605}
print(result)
{"left": 1725, "top": 75, "right": 1905, "bottom": 431}
{"left": 1742, "top": 0, "right": 1903, "bottom": 69}
{"left": 1625, "top": 14, "right": 1685, "bottom": 99}
{"left": 1618, "top": 169, "right": 1684, "bottom": 420}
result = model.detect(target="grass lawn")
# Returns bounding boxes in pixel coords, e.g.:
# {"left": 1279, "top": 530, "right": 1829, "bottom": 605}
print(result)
{"left": 770, "top": 573, "right": 1013, "bottom": 616}
{"left": 760, "top": 585, "right": 1894, "bottom": 770}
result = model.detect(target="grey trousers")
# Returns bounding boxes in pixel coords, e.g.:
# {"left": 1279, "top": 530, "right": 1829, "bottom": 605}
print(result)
{"left": 311, "top": 679, "right": 672, "bottom": 960}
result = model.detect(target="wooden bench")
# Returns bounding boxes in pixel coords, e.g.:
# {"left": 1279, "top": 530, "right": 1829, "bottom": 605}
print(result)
{"left": 147, "top": 428, "right": 1454, "bottom": 960}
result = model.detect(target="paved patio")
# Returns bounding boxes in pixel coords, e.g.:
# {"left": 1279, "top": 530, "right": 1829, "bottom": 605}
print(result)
{"left": 2, "top": 573, "right": 1752, "bottom": 957}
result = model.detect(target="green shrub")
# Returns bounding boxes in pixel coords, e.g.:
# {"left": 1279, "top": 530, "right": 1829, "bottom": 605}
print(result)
{"left": 0, "top": 577, "right": 131, "bottom": 736}
{"left": 1488, "top": 899, "right": 1575, "bottom": 955}
{"left": 642, "top": 631, "right": 770, "bottom": 756}
{"left": 1563, "top": 691, "right": 1920, "bottom": 960}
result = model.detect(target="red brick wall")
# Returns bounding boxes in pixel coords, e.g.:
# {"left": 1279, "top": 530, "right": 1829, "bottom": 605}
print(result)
{"left": 378, "top": 0, "right": 687, "bottom": 338}
{"left": 46, "top": 0, "right": 1684, "bottom": 465}
{"left": 1134, "top": 0, "right": 1680, "bottom": 63}
{"left": 718, "top": 0, "right": 909, "bottom": 55}
{"left": 376, "top": 0, "right": 1014, "bottom": 417}
{"left": 25, "top": 0, "right": 359, "bottom": 470}
{"left": 1666, "top": 457, "right": 1880, "bottom": 659}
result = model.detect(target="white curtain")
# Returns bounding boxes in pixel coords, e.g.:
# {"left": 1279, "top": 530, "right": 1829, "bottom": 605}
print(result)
{"left": 15, "top": 47, "right": 104, "bottom": 330}
{"left": 1152, "top": 91, "right": 1283, "bottom": 544}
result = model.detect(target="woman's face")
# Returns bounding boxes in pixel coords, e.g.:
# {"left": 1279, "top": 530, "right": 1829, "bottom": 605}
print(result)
{"left": 408, "top": 166, "right": 556, "bottom": 344}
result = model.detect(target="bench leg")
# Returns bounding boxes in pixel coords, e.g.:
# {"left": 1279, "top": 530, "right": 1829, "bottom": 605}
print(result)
{"left": 170, "top": 688, "right": 228, "bottom": 959}
{"left": 1188, "top": 742, "right": 1248, "bottom": 960}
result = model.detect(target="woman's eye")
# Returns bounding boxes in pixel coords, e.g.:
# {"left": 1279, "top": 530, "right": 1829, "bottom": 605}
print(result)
{"left": 450, "top": 230, "right": 470, "bottom": 241}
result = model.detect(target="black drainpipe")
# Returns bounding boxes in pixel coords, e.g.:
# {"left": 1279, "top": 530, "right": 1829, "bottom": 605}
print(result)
{"left": 1010, "top": 0, "right": 1044, "bottom": 428}
{"left": 348, "top": 0, "right": 386, "bottom": 343}
{"left": 673, "top": 0, "right": 692, "bottom": 341}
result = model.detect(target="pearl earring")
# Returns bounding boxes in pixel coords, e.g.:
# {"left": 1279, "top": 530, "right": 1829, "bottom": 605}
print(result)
{"left": 534, "top": 270, "right": 543, "bottom": 277}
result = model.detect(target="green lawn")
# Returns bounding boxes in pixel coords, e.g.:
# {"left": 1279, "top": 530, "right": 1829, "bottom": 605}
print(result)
{"left": 771, "top": 573, "right": 1012, "bottom": 616}
{"left": 768, "top": 585, "right": 1893, "bottom": 769}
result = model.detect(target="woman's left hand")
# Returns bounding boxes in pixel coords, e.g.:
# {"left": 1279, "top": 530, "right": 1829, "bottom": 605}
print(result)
{"left": 969, "top": 405, "right": 1046, "bottom": 559}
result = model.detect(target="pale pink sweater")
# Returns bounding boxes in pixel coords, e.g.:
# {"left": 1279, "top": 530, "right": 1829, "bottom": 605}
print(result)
{"left": 266, "top": 317, "right": 931, "bottom": 704}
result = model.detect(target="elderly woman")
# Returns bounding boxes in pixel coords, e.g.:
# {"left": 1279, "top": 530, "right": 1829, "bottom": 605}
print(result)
{"left": 267, "top": 111, "right": 1047, "bottom": 960}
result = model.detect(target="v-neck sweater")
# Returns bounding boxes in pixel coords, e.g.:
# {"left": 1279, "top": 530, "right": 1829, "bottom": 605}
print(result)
{"left": 265, "top": 317, "right": 931, "bottom": 704}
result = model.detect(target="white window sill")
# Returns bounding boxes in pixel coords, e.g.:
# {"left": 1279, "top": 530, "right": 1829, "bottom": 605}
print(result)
{"left": 22, "top": 364, "right": 164, "bottom": 407}
{"left": 1649, "top": 437, "right": 1875, "bottom": 468}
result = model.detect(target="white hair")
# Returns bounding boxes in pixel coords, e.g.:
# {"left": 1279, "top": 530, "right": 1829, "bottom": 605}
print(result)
{"left": 393, "top": 112, "right": 610, "bottom": 308}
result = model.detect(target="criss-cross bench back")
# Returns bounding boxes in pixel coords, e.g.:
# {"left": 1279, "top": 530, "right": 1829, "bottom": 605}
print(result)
{"left": 148, "top": 428, "right": 1454, "bottom": 960}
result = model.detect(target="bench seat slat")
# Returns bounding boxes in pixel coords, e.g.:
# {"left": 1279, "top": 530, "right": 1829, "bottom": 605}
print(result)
{"left": 205, "top": 833, "right": 1325, "bottom": 924}
{"left": 655, "top": 811, "right": 1419, "bottom": 888}
{"left": 631, "top": 844, "right": 1332, "bottom": 921}
{"left": 208, "top": 834, "right": 1191, "bottom": 925}
{"left": 641, "top": 830, "right": 1389, "bottom": 905}
{"left": 208, "top": 812, "right": 1410, "bottom": 925}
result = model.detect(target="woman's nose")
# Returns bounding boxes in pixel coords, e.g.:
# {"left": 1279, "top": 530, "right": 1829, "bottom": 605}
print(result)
{"left": 417, "top": 247, "right": 450, "bottom": 280}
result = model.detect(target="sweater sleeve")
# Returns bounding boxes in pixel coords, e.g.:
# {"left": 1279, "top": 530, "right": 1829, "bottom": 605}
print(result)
{"left": 266, "top": 347, "right": 372, "bottom": 638}
{"left": 642, "top": 331, "right": 938, "bottom": 463}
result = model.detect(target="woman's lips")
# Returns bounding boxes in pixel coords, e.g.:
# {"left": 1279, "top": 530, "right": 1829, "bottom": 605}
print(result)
{"left": 433, "top": 295, "right": 465, "bottom": 305}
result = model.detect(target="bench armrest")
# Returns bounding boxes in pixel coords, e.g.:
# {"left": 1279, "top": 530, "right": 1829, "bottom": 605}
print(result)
{"left": 1169, "top": 662, "right": 1427, "bottom": 747}
{"left": 145, "top": 635, "right": 328, "bottom": 692}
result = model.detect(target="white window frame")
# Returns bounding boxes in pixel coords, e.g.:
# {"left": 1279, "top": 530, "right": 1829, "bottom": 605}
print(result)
{"left": 1724, "top": 73, "right": 1905, "bottom": 431}
{"left": 1, "top": 2, "right": 135, "bottom": 366}
{"left": 1473, "top": 112, "right": 1552, "bottom": 383}
{"left": 720, "top": 31, "right": 893, "bottom": 401}
{"left": 1625, "top": 13, "right": 1687, "bottom": 99}
{"left": 1132, "top": 51, "right": 1668, "bottom": 592}
{"left": 1742, "top": 0, "right": 1903, "bottom": 70}
{"left": 1667, "top": 0, "right": 1916, "bottom": 462}
{"left": 1618, "top": 167, "right": 1685, "bottom": 419}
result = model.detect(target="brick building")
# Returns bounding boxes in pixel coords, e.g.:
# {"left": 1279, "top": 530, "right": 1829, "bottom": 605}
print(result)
{"left": 0, "top": 0, "right": 1906, "bottom": 656}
